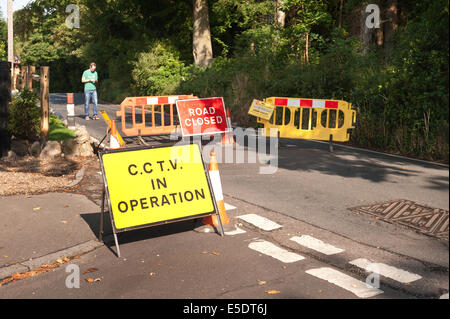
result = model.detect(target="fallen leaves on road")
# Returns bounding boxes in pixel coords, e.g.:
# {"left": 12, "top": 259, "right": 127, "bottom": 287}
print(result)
{"left": 265, "top": 290, "right": 280, "bottom": 294}
{"left": 201, "top": 250, "right": 221, "bottom": 256}
{"left": 0, "top": 256, "right": 73, "bottom": 286}
{"left": 258, "top": 280, "right": 267, "bottom": 286}
{"left": 85, "top": 277, "right": 101, "bottom": 283}
{"left": 32, "top": 207, "right": 41, "bottom": 211}
{"left": 82, "top": 268, "right": 98, "bottom": 275}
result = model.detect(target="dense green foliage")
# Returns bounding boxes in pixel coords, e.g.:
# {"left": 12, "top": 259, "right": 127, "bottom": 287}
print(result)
{"left": 8, "top": 89, "right": 41, "bottom": 140}
{"left": 3, "top": 0, "right": 448, "bottom": 162}
{"left": 48, "top": 115, "right": 76, "bottom": 141}
{"left": 8, "top": 90, "right": 75, "bottom": 141}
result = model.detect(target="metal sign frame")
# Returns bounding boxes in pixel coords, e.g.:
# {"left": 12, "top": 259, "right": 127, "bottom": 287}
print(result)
{"left": 98, "top": 141, "right": 224, "bottom": 257}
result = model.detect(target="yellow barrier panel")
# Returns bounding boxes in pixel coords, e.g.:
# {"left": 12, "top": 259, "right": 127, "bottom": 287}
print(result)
{"left": 255, "top": 97, "right": 356, "bottom": 142}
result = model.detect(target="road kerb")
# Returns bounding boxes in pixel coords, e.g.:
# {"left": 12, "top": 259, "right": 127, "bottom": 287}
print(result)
{"left": 0, "top": 237, "right": 110, "bottom": 281}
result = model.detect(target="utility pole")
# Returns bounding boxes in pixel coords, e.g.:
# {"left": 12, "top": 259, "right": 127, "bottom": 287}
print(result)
{"left": 7, "top": 0, "right": 14, "bottom": 81}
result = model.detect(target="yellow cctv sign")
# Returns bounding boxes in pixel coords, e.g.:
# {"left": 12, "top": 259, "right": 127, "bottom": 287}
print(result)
{"left": 248, "top": 99, "right": 275, "bottom": 120}
{"left": 99, "top": 143, "right": 217, "bottom": 232}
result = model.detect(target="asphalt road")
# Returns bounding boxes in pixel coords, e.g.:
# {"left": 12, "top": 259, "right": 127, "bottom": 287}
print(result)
{"left": 35, "top": 92, "right": 449, "bottom": 302}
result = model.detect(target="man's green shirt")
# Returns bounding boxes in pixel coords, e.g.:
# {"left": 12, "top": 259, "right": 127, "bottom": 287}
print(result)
{"left": 82, "top": 69, "right": 98, "bottom": 91}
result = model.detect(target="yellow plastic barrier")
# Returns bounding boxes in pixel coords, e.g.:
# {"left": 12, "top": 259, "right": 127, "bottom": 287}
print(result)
{"left": 256, "top": 97, "right": 356, "bottom": 142}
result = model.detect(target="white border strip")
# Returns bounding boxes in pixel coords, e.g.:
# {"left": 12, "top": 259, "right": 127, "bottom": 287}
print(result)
{"left": 238, "top": 214, "right": 282, "bottom": 231}
{"left": 225, "top": 203, "right": 237, "bottom": 211}
{"left": 249, "top": 240, "right": 304, "bottom": 263}
{"left": 306, "top": 267, "right": 384, "bottom": 298}
{"left": 290, "top": 235, "right": 344, "bottom": 255}
{"left": 349, "top": 258, "right": 422, "bottom": 283}
{"left": 224, "top": 226, "right": 246, "bottom": 236}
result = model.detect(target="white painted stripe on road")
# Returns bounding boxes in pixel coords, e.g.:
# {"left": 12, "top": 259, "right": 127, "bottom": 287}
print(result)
{"left": 305, "top": 267, "right": 384, "bottom": 298}
{"left": 248, "top": 240, "right": 304, "bottom": 263}
{"left": 349, "top": 258, "right": 422, "bottom": 283}
{"left": 290, "top": 235, "right": 344, "bottom": 255}
{"left": 238, "top": 214, "right": 282, "bottom": 231}
{"left": 225, "top": 203, "right": 237, "bottom": 211}
{"left": 224, "top": 226, "right": 246, "bottom": 236}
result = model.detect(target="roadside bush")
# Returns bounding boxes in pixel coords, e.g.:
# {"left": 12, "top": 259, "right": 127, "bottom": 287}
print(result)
{"left": 131, "top": 41, "right": 188, "bottom": 96}
{"left": 48, "top": 115, "right": 76, "bottom": 141}
{"left": 8, "top": 90, "right": 76, "bottom": 142}
{"left": 8, "top": 89, "right": 41, "bottom": 141}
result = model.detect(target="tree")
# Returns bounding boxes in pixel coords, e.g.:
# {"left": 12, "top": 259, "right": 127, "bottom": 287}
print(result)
{"left": 193, "top": 0, "right": 213, "bottom": 67}
{"left": 0, "top": 12, "right": 6, "bottom": 60}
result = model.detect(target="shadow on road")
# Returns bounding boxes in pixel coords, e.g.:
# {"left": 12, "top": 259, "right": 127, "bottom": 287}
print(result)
{"left": 235, "top": 134, "right": 448, "bottom": 188}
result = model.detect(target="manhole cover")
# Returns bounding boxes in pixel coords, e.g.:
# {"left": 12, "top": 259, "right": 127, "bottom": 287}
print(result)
{"left": 349, "top": 200, "right": 449, "bottom": 240}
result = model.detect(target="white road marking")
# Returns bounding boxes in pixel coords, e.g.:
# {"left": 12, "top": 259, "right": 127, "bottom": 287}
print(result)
{"left": 225, "top": 203, "right": 237, "bottom": 211}
{"left": 305, "top": 267, "right": 384, "bottom": 298}
{"left": 290, "top": 235, "right": 344, "bottom": 255}
{"left": 224, "top": 226, "right": 246, "bottom": 236}
{"left": 248, "top": 240, "right": 304, "bottom": 263}
{"left": 349, "top": 258, "right": 422, "bottom": 283}
{"left": 238, "top": 214, "right": 282, "bottom": 231}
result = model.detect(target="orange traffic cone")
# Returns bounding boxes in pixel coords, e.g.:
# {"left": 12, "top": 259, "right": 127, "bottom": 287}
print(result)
{"left": 221, "top": 108, "right": 235, "bottom": 144}
{"left": 202, "top": 151, "right": 230, "bottom": 226}
{"left": 109, "top": 120, "right": 121, "bottom": 149}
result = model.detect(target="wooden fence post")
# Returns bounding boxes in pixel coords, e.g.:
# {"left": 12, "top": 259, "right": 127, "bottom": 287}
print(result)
{"left": 0, "top": 61, "right": 11, "bottom": 158}
{"left": 40, "top": 66, "right": 50, "bottom": 138}
{"left": 28, "top": 66, "right": 35, "bottom": 90}
{"left": 20, "top": 65, "right": 27, "bottom": 90}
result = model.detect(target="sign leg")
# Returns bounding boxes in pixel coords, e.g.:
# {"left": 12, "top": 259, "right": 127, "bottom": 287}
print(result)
{"left": 99, "top": 186, "right": 105, "bottom": 241}
{"left": 215, "top": 211, "right": 225, "bottom": 236}
{"left": 113, "top": 232, "right": 121, "bottom": 258}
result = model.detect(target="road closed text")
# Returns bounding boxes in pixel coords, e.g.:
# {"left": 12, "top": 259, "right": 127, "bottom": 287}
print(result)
{"left": 184, "top": 107, "right": 224, "bottom": 127}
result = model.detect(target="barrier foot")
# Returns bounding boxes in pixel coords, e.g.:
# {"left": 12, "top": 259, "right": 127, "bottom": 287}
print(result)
{"left": 137, "top": 129, "right": 149, "bottom": 146}
{"left": 329, "top": 134, "right": 334, "bottom": 152}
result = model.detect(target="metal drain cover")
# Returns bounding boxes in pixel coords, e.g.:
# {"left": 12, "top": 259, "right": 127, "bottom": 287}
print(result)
{"left": 349, "top": 200, "right": 449, "bottom": 239}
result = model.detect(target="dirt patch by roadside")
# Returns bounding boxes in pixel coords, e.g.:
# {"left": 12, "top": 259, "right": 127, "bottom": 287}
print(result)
{"left": 0, "top": 155, "right": 94, "bottom": 196}
{"left": 68, "top": 157, "right": 105, "bottom": 206}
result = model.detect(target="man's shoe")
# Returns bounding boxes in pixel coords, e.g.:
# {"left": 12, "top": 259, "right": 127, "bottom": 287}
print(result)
{"left": 85, "top": 116, "right": 90, "bottom": 120}
{"left": 93, "top": 114, "right": 100, "bottom": 120}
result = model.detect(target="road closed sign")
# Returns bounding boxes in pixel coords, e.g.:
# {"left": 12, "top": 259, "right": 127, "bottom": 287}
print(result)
{"left": 176, "top": 97, "right": 228, "bottom": 137}
{"left": 99, "top": 144, "right": 217, "bottom": 232}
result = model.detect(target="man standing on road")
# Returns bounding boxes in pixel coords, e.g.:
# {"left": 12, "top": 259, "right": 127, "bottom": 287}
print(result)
{"left": 82, "top": 62, "right": 99, "bottom": 120}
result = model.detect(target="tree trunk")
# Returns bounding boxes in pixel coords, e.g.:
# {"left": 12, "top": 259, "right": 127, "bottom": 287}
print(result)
{"left": 0, "top": 61, "right": 11, "bottom": 158}
{"left": 193, "top": 0, "right": 213, "bottom": 67}
{"left": 360, "top": 5, "right": 371, "bottom": 54}
{"left": 338, "top": 0, "right": 344, "bottom": 28}
{"left": 305, "top": 32, "right": 309, "bottom": 64}
{"left": 276, "top": 0, "right": 285, "bottom": 28}
{"left": 384, "top": 0, "right": 398, "bottom": 44}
